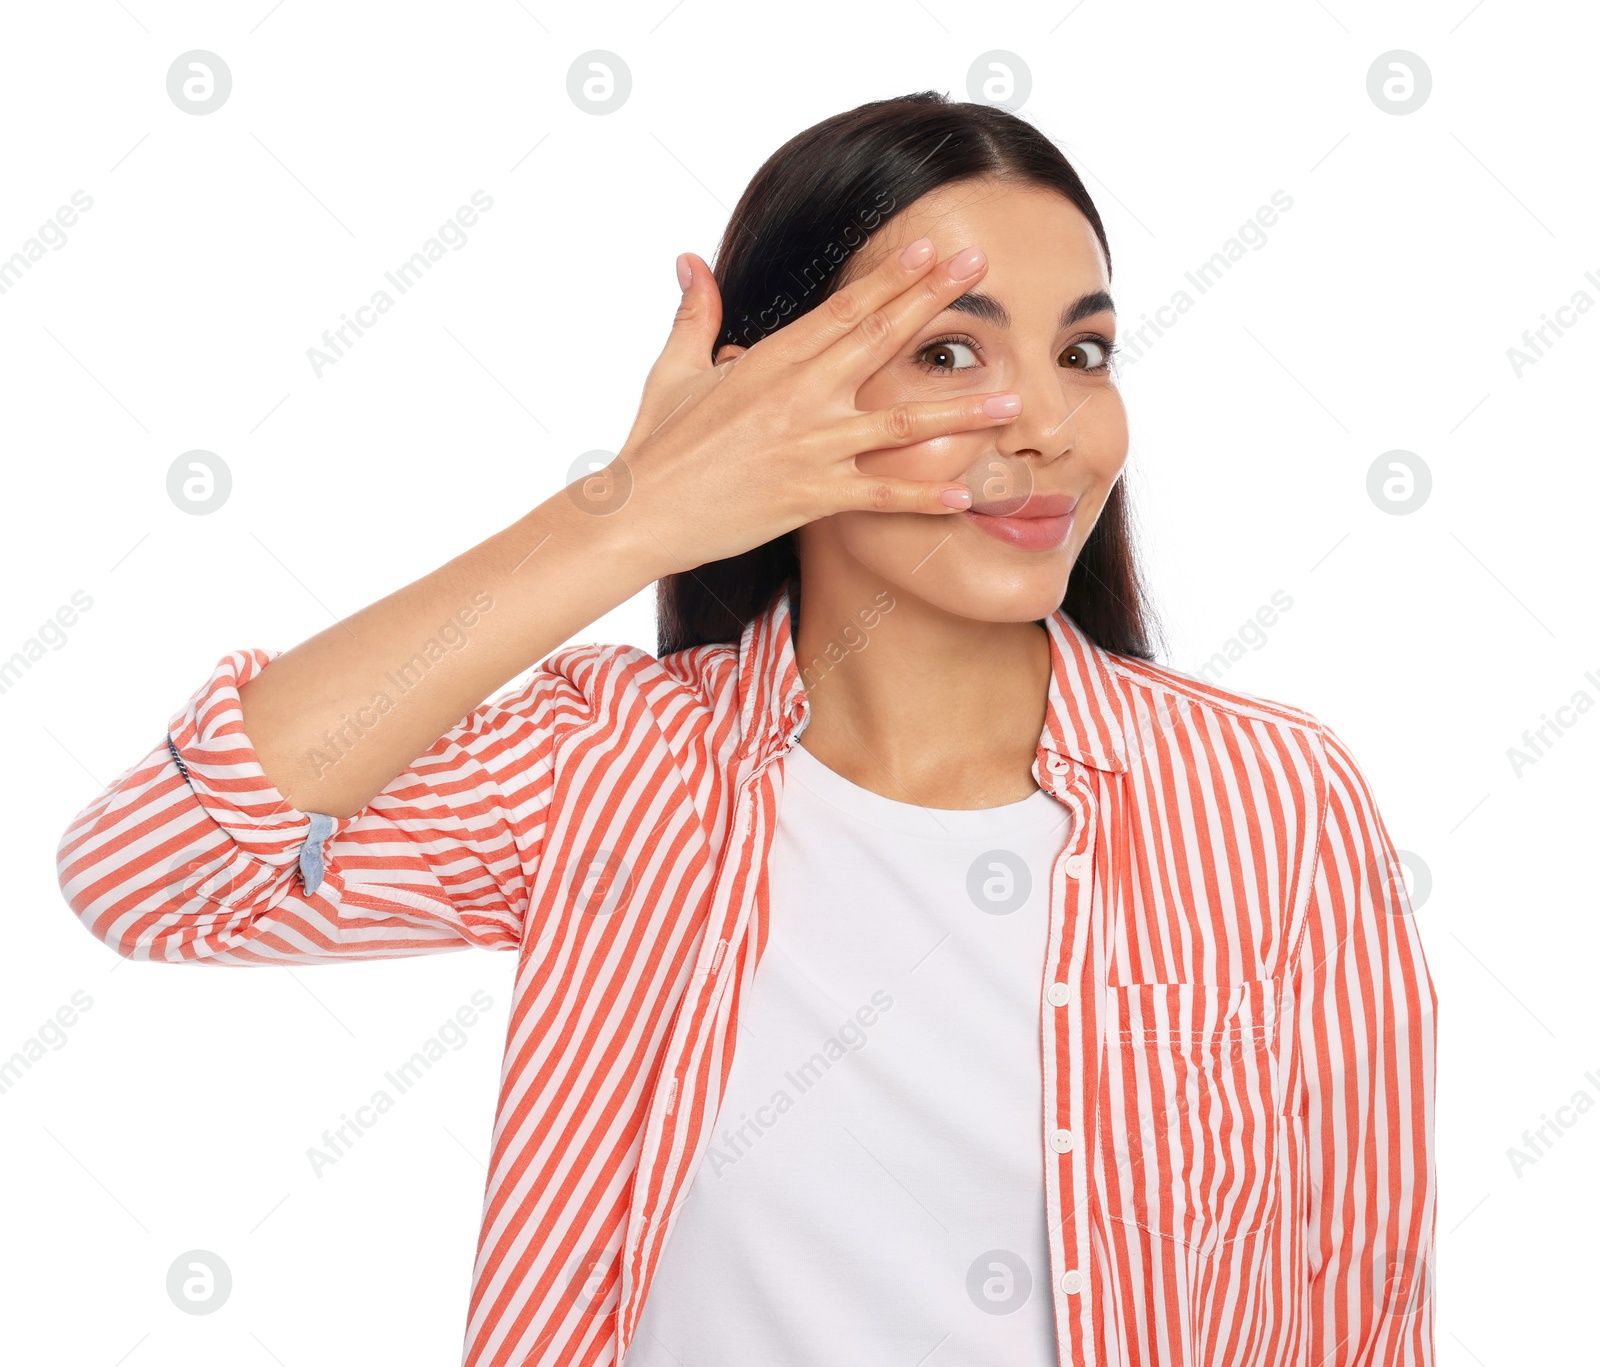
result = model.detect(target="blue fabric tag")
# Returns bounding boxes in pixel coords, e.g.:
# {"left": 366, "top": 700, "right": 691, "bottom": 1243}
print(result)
{"left": 299, "top": 811, "right": 338, "bottom": 895}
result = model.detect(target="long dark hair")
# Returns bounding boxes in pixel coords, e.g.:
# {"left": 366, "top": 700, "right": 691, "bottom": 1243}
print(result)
{"left": 655, "top": 90, "right": 1163, "bottom": 663}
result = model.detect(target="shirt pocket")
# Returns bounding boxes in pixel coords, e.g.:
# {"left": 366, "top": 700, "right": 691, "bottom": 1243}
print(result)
{"left": 1097, "top": 976, "right": 1286, "bottom": 1255}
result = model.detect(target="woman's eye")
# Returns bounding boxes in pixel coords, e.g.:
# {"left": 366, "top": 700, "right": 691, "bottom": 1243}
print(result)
{"left": 916, "top": 339, "right": 979, "bottom": 372}
{"left": 1062, "top": 338, "right": 1112, "bottom": 371}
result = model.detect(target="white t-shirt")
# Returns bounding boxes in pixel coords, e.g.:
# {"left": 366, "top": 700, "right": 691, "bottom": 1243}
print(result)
{"left": 625, "top": 739, "right": 1074, "bottom": 1365}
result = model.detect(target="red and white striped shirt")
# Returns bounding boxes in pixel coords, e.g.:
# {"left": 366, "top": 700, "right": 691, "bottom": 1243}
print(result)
{"left": 56, "top": 582, "right": 1437, "bottom": 1366}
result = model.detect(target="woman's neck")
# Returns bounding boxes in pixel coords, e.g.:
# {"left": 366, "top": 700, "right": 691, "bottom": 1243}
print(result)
{"left": 789, "top": 570, "right": 1053, "bottom": 809}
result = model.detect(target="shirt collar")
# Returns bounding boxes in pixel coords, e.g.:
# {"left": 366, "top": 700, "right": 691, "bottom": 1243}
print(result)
{"left": 737, "top": 578, "right": 1129, "bottom": 774}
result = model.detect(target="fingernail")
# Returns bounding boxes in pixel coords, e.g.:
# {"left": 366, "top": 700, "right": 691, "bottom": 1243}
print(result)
{"left": 940, "top": 485, "right": 972, "bottom": 509}
{"left": 676, "top": 254, "right": 693, "bottom": 291}
{"left": 983, "top": 393, "right": 1021, "bottom": 418}
{"left": 948, "top": 246, "right": 986, "bottom": 280}
{"left": 899, "top": 237, "right": 934, "bottom": 268}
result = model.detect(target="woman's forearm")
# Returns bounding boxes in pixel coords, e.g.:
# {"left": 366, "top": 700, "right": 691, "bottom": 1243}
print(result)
{"left": 237, "top": 485, "right": 672, "bottom": 819}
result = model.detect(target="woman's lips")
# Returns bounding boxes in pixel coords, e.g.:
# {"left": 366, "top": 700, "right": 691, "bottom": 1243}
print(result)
{"left": 962, "top": 494, "right": 1079, "bottom": 551}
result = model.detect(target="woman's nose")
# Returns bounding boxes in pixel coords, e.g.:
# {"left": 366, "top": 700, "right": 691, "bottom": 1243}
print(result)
{"left": 998, "top": 382, "right": 1084, "bottom": 464}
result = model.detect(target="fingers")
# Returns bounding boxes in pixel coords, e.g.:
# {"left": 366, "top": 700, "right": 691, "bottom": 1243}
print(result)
{"left": 828, "top": 389, "right": 1022, "bottom": 454}
{"left": 816, "top": 389, "right": 1023, "bottom": 518}
{"left": 660, "top": 252, "right": 723, "bottom": 374}
{"left": 837, "top": 473, "right": 975, "bottom": 515}
{"left": 827, "top": 245, "right": 989, "bottom": 384}
{"left": 627, "top": 253, "right": 724, "bottom": 440}
{"left": 767, "top": 238, "right": 987, "bottom": 374}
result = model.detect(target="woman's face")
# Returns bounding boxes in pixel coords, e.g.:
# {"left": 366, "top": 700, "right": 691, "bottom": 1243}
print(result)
{"left": 749, "top": 177, "right": 1128, "bottom": 625}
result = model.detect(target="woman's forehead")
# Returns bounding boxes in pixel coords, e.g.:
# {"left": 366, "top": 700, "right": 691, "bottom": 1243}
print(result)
{"left": 840, "top": 185, "right": 1108, "bottom": 297}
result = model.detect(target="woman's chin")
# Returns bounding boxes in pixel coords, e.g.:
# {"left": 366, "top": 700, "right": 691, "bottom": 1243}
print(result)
{"left": 913, "top": 567, "right": 1076, "bottom": 626}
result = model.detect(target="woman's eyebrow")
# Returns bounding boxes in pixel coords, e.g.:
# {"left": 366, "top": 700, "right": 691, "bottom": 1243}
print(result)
{"left": 943, "top": 288, "right": 1116, "bottom": 331}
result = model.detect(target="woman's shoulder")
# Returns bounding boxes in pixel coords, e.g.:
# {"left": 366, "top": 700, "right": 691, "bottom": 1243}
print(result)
{"left": 1097, "top": 651, "right": 1395, "bottom": 843}
{"left": 1101, "top": 648, "right": 1325, "bottom": 733}
{"left": 1094, "top": 648, "right": 1369, "bottom": 783}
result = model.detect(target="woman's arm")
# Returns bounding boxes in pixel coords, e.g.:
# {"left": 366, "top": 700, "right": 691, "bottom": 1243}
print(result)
{"left": 237, "top": 489, "right": 667, "bottom": 821}
{"left": 56, "top": 242, "right": 1018, "bottom": 963}
{"left": 1296, "top": 724, "right": 1438, "bottom": 1365}
{"left": 55, "top": 485, "right": 673, "bottom": 965}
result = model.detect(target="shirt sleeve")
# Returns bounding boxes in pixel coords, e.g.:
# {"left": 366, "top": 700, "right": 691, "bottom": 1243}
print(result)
{"left": 55, "top": 645, "right": 590, "bottom": 964}
{"left": 1294, "top": 722, "right": 1438, "bottom": 1365}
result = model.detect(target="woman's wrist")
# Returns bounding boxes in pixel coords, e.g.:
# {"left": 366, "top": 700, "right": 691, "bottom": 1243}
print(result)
{"left": 502, "top": 476, "right": 683, "bottom": 600}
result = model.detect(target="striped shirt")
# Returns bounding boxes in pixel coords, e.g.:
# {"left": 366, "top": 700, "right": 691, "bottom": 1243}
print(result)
{"left": 55, "top": 581, "right": 1437, "bottom": 1366}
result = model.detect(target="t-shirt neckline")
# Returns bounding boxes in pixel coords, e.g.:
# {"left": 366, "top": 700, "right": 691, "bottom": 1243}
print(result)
{"left": 780, "top": 739, "right": 1071, "bottom": 841}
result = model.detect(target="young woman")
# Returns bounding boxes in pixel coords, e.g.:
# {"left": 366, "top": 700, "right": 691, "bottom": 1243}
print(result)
{"left": 57, "top": 92, "right": 1436, "bottom": 1367}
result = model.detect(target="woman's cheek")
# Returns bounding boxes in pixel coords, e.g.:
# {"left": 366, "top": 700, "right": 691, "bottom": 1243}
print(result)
{"left": 1083, "top": 395, "right": 1131, "bottom": 478}
{"left": 1080, "top": 378, "right": 1128, "bottom": 432}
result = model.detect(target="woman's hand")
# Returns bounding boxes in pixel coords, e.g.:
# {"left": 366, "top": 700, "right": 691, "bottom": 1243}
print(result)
{"left": 601, "top": 239, "right": 1021, "bottom": 573}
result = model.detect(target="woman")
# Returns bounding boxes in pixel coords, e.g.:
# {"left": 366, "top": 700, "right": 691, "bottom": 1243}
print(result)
{"left": 56, "top": 92, "right": 1436, "bottom": 1366}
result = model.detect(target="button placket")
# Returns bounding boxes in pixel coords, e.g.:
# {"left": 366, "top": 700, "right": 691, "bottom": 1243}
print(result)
{"left": 1042, "top": 763, "right": 1099, "bottom": 1336}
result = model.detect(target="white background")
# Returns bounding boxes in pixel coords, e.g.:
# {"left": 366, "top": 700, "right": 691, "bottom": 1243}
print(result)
{"left": 2, "top": 1, "right": 1595, "bottom": 1363}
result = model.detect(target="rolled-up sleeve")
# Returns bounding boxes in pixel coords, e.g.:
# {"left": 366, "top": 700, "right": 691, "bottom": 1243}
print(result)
{"left": 1296, "top": 723, "right": 1438, "bottom": 1365}
{"left": 56, "top": 646, "right": 585, "bottom": 964}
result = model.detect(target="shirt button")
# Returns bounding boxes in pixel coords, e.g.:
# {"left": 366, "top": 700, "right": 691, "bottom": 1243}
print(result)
{"left": 1046, "top": 981, "right": 1071, "bottom": 1007}
{"left": 1064, "top": 853, "right": 1089, "bottom": 879}
{"left": 1049, "top": 1128, "right": 1074, "bottom": 1153}
{"left": 1060, "top": 1270, "right": 1084, "bottom": 1295}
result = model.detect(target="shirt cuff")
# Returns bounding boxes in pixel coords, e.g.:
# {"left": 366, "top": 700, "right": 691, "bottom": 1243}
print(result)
{"left": 166, "top": 648, "right": 352, "bottom": 888}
